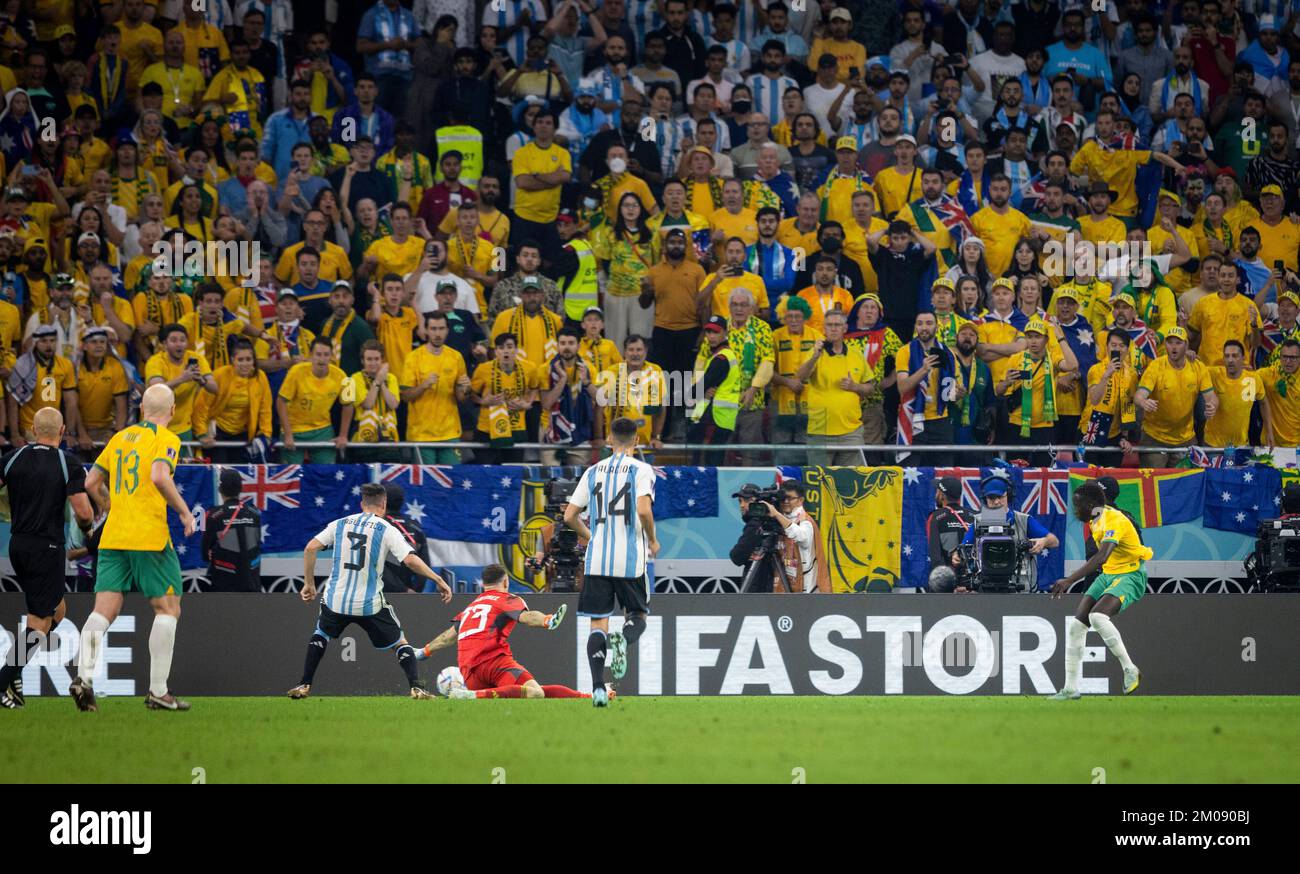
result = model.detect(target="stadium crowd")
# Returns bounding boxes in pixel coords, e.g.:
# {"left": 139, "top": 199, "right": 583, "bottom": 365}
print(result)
{"left": 0, "top": 0, "right": 1298, "bottom": 468}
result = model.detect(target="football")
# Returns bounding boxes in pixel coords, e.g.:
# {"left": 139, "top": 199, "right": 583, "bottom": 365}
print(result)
{"left": 436, "top": 667, "right": 465, "bottom": 697}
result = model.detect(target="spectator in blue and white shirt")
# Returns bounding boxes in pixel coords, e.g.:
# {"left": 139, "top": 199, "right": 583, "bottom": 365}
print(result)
{"left": 357, "top": 0, "right": 419, "bottom": 115}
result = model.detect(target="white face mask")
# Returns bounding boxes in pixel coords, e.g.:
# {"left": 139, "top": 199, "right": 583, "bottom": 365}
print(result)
{"left": 608, "top": 157, "right": 628, "bottom": 175}
{"left": 583, "top": 197, "right": 599, "bottom": 209}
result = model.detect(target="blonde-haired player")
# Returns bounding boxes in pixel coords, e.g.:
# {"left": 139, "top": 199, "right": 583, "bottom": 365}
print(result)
{"left": 73, "top": 384, "right": 197, "bottom": 712}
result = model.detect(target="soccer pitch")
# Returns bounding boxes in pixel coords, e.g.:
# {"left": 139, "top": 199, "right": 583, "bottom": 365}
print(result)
{"left": 7, "top": 696, "right": 1299, "bottom": 783}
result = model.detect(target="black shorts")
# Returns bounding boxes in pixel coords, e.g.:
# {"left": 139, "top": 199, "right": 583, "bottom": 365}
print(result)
{"left": 314, "top": 602, "right": 404, "bottom": 650}
{"left": 10, "top": 534, "right": 66, "bottom": 619}
{"left": 578, "top": 574, "right": 650, "bottom": 618}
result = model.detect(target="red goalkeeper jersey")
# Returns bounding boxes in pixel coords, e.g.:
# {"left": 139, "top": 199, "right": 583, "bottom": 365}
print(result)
{"left": 455, "top": 590, "right": 528, "bottom": 669}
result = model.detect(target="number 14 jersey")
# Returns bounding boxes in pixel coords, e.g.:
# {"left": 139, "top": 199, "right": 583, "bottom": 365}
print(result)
{"left": 315, "top": 512, "right": 414, "bottom": 616}
{"left": 569, "top": 451, "right": 656, "bottom": 579}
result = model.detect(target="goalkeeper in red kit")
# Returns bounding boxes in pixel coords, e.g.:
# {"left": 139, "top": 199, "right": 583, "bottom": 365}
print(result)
{"left": 415, "top": 564, "right": 607, "bottom": 700}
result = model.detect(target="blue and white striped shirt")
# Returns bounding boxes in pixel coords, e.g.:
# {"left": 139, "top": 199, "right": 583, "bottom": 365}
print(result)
{"left": 486, "top": 0, "right": 548, "bottom": 67}
{"left": 316, "top": 513, "right": 414, "bottom": 616}
{"left": 570, "top": 452, "right": 656, "bottom": 579}
{"left": 746, "top": 73, "right": 799, "bottom": 126}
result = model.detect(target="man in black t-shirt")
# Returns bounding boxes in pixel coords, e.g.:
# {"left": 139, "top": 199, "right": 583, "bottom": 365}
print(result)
{"left": 202, "top": 469, "right": 263, "bottom": 593}
{"left": 927, "top": 476, "right": 972, "bottom": 588}
{"left": 0, "top": 408, "right": 95, "bottom": 708}
{"left": 382, "top": 484, "right": 429, "bottom": 594}
{"left": 868, "top": 220, "right": 938, "bottom": 342}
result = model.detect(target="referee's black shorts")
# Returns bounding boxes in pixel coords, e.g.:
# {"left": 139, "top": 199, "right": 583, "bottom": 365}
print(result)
{"left": 10, "top": 533, "right": 67, "bottom": 619}
{"left": 578, "top": 574, "right": 650, "bottom": 618}
{"left": 314, "top": 602, "right": 405, "bottom": 650}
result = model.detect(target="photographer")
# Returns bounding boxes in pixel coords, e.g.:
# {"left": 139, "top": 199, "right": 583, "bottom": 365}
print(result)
{"left": 957, "top": 475, "right": 1058, "bottom": 591}
{"left": 928, "top": 476, "right": 970, "bottom": 576}
{"left": 530, "top": 479, "right": 587, "bottom": 593}
{"left": 730, "top": 481, "right": 828, "bottom": 593}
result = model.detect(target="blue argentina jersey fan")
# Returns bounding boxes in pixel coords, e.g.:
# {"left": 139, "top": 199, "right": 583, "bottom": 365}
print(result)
{"left": 570, "top": 452, "right": 657, "bottom": 579}
{"left": 315, "top": 512, "right": 414, "bottom": 616}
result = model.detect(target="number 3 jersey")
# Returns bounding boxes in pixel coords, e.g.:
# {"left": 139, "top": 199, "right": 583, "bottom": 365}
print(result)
{"left": 568, "top": 451, "right": 656, "bottom": 579}
{"left": 314, "top": 512, "right": 414, "bottom": 616}
{"left": 455, "top": 589, "right": 528, "bottom": 668}
{"left": 93, "top": 422, "right": 182, "bottom": 551}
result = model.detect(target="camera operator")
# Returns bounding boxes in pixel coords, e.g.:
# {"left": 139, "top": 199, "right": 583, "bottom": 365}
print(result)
{"left": 957, "top": 475, "right": 1058, "bottom": 590}
{"left": 529, "top": 479, "right": 587, "bottom": 592}
{"left": 730, "top": 481, "right": 829, "bottom": 593}
{"left": 928, "top": 475, "right": 970, "bottom": 575}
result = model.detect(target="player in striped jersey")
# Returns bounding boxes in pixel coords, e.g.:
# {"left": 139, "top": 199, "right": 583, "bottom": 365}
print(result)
{"left": 288, "top": 484, "right": 453, "bottom": 700}
{"left": 563, "top": 417, "right": 659, "bottom": 707}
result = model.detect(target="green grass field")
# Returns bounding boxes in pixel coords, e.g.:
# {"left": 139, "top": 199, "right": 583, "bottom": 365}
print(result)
{"left": 5, "top": 696, "right": 1297, "bottom": 783}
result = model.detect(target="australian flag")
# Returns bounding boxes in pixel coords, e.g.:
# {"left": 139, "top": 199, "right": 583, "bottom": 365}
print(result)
{"left": 225, "top": 464, "right": 370, "bottom": 553}
{"left": 1204, "top": 466, "right": 1280, "bottom": 534}
{"left": 376, "top": 464, "right": 520, "bottom": 544}
{"left": 653, "top": 466, "right": 718, "bottom": 518}
{"left": 169, "top": 465, "right": 216, "bottom": 571}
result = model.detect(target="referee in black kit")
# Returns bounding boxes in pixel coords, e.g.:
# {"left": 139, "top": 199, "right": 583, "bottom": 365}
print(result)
{"left": 0, "top": 407, "right": 95, "bottom": 708}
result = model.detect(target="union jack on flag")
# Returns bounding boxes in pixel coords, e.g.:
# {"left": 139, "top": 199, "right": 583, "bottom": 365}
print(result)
{"left": 1019, "top": 467, "right": 1070, "bottom": 515}
{"left": 932, "top": 197, "right": 975, "bottom": 246}
{"left": 375, "top": 464, "right": 454, "bottom": 487}
{"left": 933, "top": 467, "right": 984, "bottom": 511}
{"left": 238, "top": 465, "right": 302, "bottom": 510}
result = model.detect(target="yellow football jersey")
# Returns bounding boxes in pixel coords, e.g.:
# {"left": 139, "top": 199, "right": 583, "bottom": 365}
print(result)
{"left": 94, "top": 422, "right": 182, "bottom": 551}
{"left": 1089, "top": 506, "right": 1153, "bottom": 574}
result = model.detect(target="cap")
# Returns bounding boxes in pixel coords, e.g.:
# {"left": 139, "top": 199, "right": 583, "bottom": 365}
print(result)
{"left": 829, "top": 7, "right": 852, "bottom": 22}
{"left": 664, "top": 227, "right": 687, "bottom": 240}
{"left": 937, "top": 476, "right": 962, "bottom": 501}
{"left": 332, "top": 279, "right": 352, "bottom": 290}
{"left": 1215, "top": 167, "right": 1238, "bottom": 179}
{"left": 5, "top": 186, "right": 27, "bottom": 200}
{"left": 574, "top": 82, "right": 599, "bottom": 98}
{"left": 703, "top": 315, "right": 728, "bottom": 333}
{"left": 1258, "top": 13, "right": 1280, "bottom": 31}
{"left": 689, "top": 145, "right": 715, "bottom": 164}
{"left": 731, "top": 482, "right": 764, "bottom": 499}
{"left": 1113, "top": 291, "right": 1137, "bottom": 309}
{"left": 582, "top": 306, "right": 604, "bottom": 318}
{"left": 435, "top": 279, "right": 459, "bottom": 293}
{"left": 991, "top": 276, "right": 1016, "bottom": 291}
{"left": 521, "top": 275, "right": 542, "bottom": 289}
{"left": 980, "top": 476, "right": 1010, "bottom": 497}
{"left": 963, "top": 236, "right": 985, "bottom": 249}
{"left": 54, "top": 24, "right": 75, "bottom": 39}
{"left": 1087, "top": 181, "right": 1117, "bottom": 201}
{"left": 1280, "top": 291, "right": 1300, "bottom": 308}
{"left": 1023, "top": 317, "right": 1048, "bottom": 336}
{"left": 1054, "top": 286, "right": 1079, "bottom": 302}
{"left": 556, "top": 208, "right": 577, "bottom": 224}
{"left": 82, "top": 326, "right": 109, "bottom": 341}
{"left": 53, "top": 272, "right": 75, "bottom": 288}
{"left": 77, "top": 231, "right": 101, "bottom": 246}
{"left": 835, "top": 136, "right": 859, "bottom": 151}
{"left": 1260, "top": 184, "right": 1284, "bottom": 198}
{"left": 30, "top": 324, "right": 57, "bottom": 338}
{"left": 866, "top": 56, "right": 891, "bottom": 71}
{"left": 1158, "top": 189, "right": 1182, "bottom": 206}
{"left": 931, "top": 277, "right": 955, "bottom": 291}
{"left": 896, "top": 134, "right": 917, "bottom": 146}
{"left": 1165, "top": 325, "right": 1189, "bottom": 342}
{"left": 219, "top": 467, "right": 244, "bottom": 495}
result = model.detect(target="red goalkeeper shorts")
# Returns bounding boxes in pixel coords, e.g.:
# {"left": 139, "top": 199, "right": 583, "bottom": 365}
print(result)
{"left": 463, "top": 654, "right": 534, "bottom": 690}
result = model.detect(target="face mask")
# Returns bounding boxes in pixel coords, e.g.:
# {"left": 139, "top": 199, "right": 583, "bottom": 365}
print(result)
{"left": 732, "top": 100, "right": 752, "bottom": 115}
{"left": 821, "top": 238, "right": 842, "bottom": 254}
{"left": 608, "top": 157, "right": 628, "bottom": 175}
{"left": 583, "top": 197, "right": 599, "bottom": 209}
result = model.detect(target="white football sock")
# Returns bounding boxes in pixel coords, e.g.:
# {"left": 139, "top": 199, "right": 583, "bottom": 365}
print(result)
{"left": 1063, "top": 616, "right": 1087, "bottom": 693}
{"left": 1089, "top": 612, "right": 1136, "bottom": 673}
{"left": 78, "top": 612, "right": 111, "bottom": 682}
{"left": 148, "top": 615, "right": 178, "bottom": 698}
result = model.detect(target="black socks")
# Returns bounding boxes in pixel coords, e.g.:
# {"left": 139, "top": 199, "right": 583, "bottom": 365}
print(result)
{"left": 396, "top": 644, "right": 421, "bottom": 687}
{"left": 587, "top": 630, "right": 607, "bottom": 690}
{"left": 622, "top": 613, "right": 646, "bottom": 647}
{"left": 300, "top": 633, "right": 328, "bottom": 686}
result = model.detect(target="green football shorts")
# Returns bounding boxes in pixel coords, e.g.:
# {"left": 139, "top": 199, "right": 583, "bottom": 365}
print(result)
{"left": 1085, "top": 566, "right": 1148, "bottom": 611}
{"left": 96, "top": 545, "right": 184, "bottom": 599}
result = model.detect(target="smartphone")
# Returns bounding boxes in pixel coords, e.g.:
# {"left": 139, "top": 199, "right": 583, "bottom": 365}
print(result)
{"left": 529, "top": 58, "right": 546, "bottom": 72}
{"left": 20, "top": 165, "right": 38, "bottom": 177}
{"left": 847, "top": 67, "right": 859, "bottom": 80}
{"left": 1276, "top": 260, "right": 1287, "bottom": 272}
{"left": 1110, "top": 350, "right": 1122, "bottom": 363}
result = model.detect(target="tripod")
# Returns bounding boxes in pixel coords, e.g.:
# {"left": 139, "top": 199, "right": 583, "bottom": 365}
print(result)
{"left": 738, "top": 530, "right": 798, "bottom": 593}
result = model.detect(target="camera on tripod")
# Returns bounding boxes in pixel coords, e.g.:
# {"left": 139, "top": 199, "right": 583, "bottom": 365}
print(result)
{"left": 741, "top": 485, "right": 785, "bottom": 531}
{"left": 526, "top": 478, "right": 583, "bottom": 592}
{"left": 956, "top": 508, "right": 1033, "bottom": 593}
{"left": 1245, "top": 485, "right": 1300, "bottom": 592}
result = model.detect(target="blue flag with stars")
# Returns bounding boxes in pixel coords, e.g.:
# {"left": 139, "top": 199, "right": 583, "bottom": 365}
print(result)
{"left": 901, "top": 467, "right": 935, "bottom": 588}
{"left": 653, "top": 466, "right": 718, "bottom": 518}
{"left": 227, "top": 464, "right": 370, "bottom": 553}
{"left": 169, "top": 465, "right": 215, "bottom": 571}
{"left": 375, "top": 464, "right": 521, "bottom": 544}
{"left": 1204, "top": 466, "right": 1280, "bottom": 533}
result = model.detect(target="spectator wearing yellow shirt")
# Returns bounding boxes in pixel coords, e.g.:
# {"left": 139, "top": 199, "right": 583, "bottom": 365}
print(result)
{"left": 202, "top": 39, "right": 267, "bottom": 139}
{"left": 254, "top": 290, "right": 316, "bottom": 395}
{"left": 145, "top": 323, "right": 217, "bottom": 440}
{"left": 709, "top": 179, "right": 760, "bottom": 254}
{"left": 929, "top": 279, "right": 971, "bottom": 347}
{"left": 491, "top": 281, "right": 564, "bottom": 368}
{"left": 970, "top": 175, "right": 1033, "bottom": 275}
{"left": 1146, "top": 192, "right": 1199, "bottom": 293}
{"left": 872, "top": 136, "right": 924, "bottom": 220}
{"left": 770, "top": 296, "right": 822, "bottom": 464}
{"left": 1081, "top": 330, "right": 1140, "bottom": 449}
{"left": 471, "top": 332, "right": 541, "bottom": 463}
{"left": 115, "top": 0, "right": 163, "bottom": 97}
{"left": 181, "top": 284, "right": 248, "bottom": 372}
{"left": 818, "top": 138, "right": 874, "bottom": 228}
{"left": 1076, "top": 181, "right": 1129, "bottom": 249}
{"left": 365, "top": 273, "right": 420, "bottom": 382}
{"left": 995, "top": 317, "right": 1079, "bottom": 466}
{"left": 1206, "top": 340, "right": 1268, "bottom": 448}
{"left": 809, "top": 8, "right": 866, "bottom": 83}
{"left": 789, "top": 255, "right": 854, "bottom": 334}
{"left": 1253, "top": 185, "right": 1300, "bottom": 274}
{"left": 797, "top": 309, "right": 874, "bottom": 465}
{"left": 358, "top": 203, "right": 425, "bottom": 288}
{"left": 274, "top": 212, "right": 353, "bottom": 287}
{"left": 1189, "top": 266, "right": 1262, "bottom": 367}
{"left": 1069, "top": 109, "right": 1185, "bottom": 223}
{"left": 342, "top": 340, "right": 402, "bottom": 461}
{"left": 401, "top": 311, "right": 471, "bottom": 463}
{"left": 777, "top": 192, "right": 822, "bottom": 255}
{"left": 178, "top": 1, "right": 230, "bottom": 84}
{"left": 442, "top": 203, "right": 498, "bottom": 313}
{"left": 73, "top": 326, "right": 129, "bottom": 446}
{"left": 85, "top": 263, "right": 136, "bottom": 359}
{"left": 437, "top": 172, "right": 510, "bottom": 247}
{"left": 139, "top": 30, "right": 206, "bottom": 131}
{"left": 592, "top": 334, "right": 667, "bottom": 450}
{"left": 1135, "top": 327, "right": 1218, "bottom": 466}
{"left": 1259, "top": 338, "right": 1300, "bottom": 447}
{"left": 699, "top": 237, "right": 770, "bottom": 320}
{"left": 277, "top": 337, "right": 350, "bottom": 463}
{"left": 377, "top": 123, "right": 435, "bottom": 215}
{"left": 511, "top": 109, "right": 571, "bottom": 255}
{"left": 162, "top": 147, "right": 220, "bottom": 219}
{"left": 7, "top": 326, "right": 78, "bottom": 445}
{"left": 595, "top": 143, "right": 658, "bottom": 226}
{"left": 194, "top": 339, "right": 273, "bottom": 463}
{"left": 1120, "top": 260, "right": 1180, "bottom": 340}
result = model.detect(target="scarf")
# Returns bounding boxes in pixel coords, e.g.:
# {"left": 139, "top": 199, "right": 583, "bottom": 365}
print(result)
{"left": 1002, "top": 158, "right": 1032, "bottom": 207}
{"left": 372, "top": 2, "right": 413, "bottom": 74}
{"left": 905, "top": 337, "right": 955, "bottom": 425}
{"left": 509, "top": 305, "right": 558, "bottom": 363}
{"left": 746, "top": 240, "right": 786, "bottom": 282}
{"left": 1276, "top": 368, "right": 1297, "bottom": 399}
{"left": 142, "top": 289, "right": 185, "bottom": 352}
{"left": 1018, "top": 72, "right": 1050, "bottom": 108}
{"left": 817, "top": 169, "right": 872, "bottom": 221}
{"left": 354, "top": 372, "right": 400, "bottom": 442}
{"left": 201, "top": 319, "right": 231, "bottom": 369}
{"left": 1017, "top": 350, "right": 1055, "bottom": 437}
{"left": 321, "top": 310, "right": 355, "bottom": 364}
{"left": 545, "top": 356, "right": 594, "bottom": 446}
{"left": 6, "top": 352, "right": 49, "bottom": 407}
{"left": 1202, "top": 217, "right": 1232, "bottom": 256}
{"left": 97, "top": 55, "right": 123, "bottom": 109}
{"left": 487, "top": 361, "right": 519, "bottom": 447}
{"left": 954, "top": 353, "right": 978, "bottom": 426}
